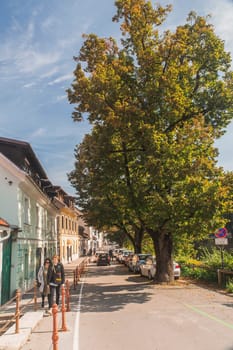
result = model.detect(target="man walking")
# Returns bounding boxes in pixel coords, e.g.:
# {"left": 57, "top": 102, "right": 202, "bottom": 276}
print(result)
{"left": 49, "top": 254, "right": 65, "bottom": 311}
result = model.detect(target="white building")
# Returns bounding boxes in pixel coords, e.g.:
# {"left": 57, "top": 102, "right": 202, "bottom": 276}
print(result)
{"left": 0, "top": 138, "right": 58, "bottom": 305}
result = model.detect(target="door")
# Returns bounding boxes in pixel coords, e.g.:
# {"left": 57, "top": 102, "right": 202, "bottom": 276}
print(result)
{"left": 36, "top": 247, "right": 42, "bottom": 277}
{"left": 1, "top": 238, "right": 12, "bottom": 305}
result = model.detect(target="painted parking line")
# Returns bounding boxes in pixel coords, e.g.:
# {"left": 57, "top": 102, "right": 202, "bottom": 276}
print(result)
{"left": 73, "top": 275, "right": 86, "bottom": 350}
{"left": 184, "top": 303, "right": 233, "bottom": 330}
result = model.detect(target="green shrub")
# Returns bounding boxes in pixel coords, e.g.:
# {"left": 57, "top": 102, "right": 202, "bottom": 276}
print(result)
{"left": 226, "top": 279, "right": 233, "bottom": 293}
{"left": 181, "top": 265, "right": 217, "bottom": 283}
{"left": 199, "top": 247, "right": 233, "bottom": 270}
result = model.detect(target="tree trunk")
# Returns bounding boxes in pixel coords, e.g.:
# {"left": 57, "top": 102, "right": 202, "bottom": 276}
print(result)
{"left": 134, "top": 225, "right": 144, "bottom": 253}
{"left": 122, "top": 224, "right": 143, "bottom": 253}
{"left": 148, "top": 229, "right": 174, "bottom": 283}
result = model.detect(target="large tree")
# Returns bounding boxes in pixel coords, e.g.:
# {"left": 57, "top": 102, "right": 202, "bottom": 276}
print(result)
{"left": 69, "top": 126, "right": 145, "bottom": 253}
{"left": 68, "top": 0, "right": 233, "bottom": 282}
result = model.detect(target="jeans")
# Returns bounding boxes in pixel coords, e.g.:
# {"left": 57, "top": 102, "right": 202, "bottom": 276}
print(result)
{"left": 50, "top": 285, "right": 61, "bottom": 306}
{"left": 41, "top": 293, "right": 52, "bottom": 308}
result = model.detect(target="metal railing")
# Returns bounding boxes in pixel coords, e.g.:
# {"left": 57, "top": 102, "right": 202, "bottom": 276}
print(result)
{"left": 0, "top": 257, "right": 88, "bottom": 338}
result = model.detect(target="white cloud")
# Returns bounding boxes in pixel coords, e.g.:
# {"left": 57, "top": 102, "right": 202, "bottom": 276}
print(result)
{"left": 209, "top": 1, "right": 233, "bottom": 52}
{"left": 16, "top": 50, "right": 61, "bottom": 73}
{"left": 41, "top": 16, "right": 59, "bottom": 31}
{"left": 40, "top": 67, "right": 59, "bottom": 79}
{"left": 23, "top": 82, "right": 36, "bottom": 88}
{"left": 56, "top": 95, "right": 67, "bottom": 102}
{"left": 48, "top": 74, "right": 73, "bottom": 86}
{"left": 30, "top": 128, "right": 46, "bottom": 138}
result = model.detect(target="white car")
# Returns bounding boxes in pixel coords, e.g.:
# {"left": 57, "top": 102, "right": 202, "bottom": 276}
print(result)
{"left": 173, "top": 262, "right": 181, "bottom": 279}
{"left": 140, "top": 257, "right": 181, "bottom": 280}
{"left": 140, "top": 256, "right": 156, "bottom": 279}
{"left": 131, "top": 253, "right": 152, "bottom": 273}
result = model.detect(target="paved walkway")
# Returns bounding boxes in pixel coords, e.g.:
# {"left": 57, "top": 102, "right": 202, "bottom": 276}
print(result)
{"left": 0, "top": 256, "right": 89, "bottom": 350}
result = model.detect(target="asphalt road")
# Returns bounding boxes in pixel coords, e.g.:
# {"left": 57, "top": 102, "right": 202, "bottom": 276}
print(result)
{"left": 78, "top": 261, "right": 233, "bottom": 350}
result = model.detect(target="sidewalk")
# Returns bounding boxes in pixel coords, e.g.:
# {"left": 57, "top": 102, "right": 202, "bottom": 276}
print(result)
{"left": 0, "top": 256, "right": 88, "bottom": 350}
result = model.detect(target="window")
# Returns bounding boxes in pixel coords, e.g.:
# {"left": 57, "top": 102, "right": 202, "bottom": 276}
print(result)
{"left": 36, "top": 205, "right": 40, "bottom": 228}
{"left": 24, "top": 197, "right": 30, "bottom": 224}
{"left": 56, "top": 216, "right": 60, "bottom": 230}
{"left": 24, "top": 252, "right": 29, "bottom": 279}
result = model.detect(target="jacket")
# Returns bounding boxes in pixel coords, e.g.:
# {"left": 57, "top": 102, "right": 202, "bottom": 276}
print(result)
{"left": 50, "top": 262, "right": 65, "bottom": 286}
{"left": 37, "top": 265, "right": 52, "bottom": 293}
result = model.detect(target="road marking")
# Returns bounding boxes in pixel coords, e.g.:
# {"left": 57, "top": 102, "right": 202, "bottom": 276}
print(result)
{"left": 73, "top": 275, "right": 86, "bottom": 350}
{"left": 184, "top": 303, "right": 233, "bottom": 330}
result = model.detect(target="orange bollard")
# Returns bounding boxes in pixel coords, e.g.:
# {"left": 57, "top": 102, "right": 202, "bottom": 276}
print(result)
{"left": 52, "top": 304, "right": 59, "bottom": 350}
{"left": 65, "top": 280, "right": 70, "bottom": 312}
{"left": 60, "top": 286, "right": 68, "bottom": 331}
{"left": 15, "top": 289, "right": 20, "bottom": 333}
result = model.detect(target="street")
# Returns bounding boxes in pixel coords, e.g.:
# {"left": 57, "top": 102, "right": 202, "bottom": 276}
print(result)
{"left": 78, "top": 261, "right": 233, "bottom": 350}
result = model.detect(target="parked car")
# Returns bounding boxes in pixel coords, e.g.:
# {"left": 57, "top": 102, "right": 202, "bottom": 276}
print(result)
{"left": 92, "top": 251, "right": 105, "bottom": 263}
{"left": 124, "top": 252, "right": 134, "bottom": 268}
{"left": 121, "top": 251, "right": 133, "bottom": 265}
{"left": 116, "top": 249, "right": 124, "bottom": 262}
{"left": 173, "top": 262, "right": 181, "bottom": 279}
{"left": 118, "top": 250, "right": 132, "bottom": 264}
{"left": 96, "top": 253, "right": 110, "bottom": 266}
{"left": 140, "top": 256, "right": 156, "bottom": 279}
{"left": 131, "top": 254, "right": 152, "bottom": 273}
{"left": 140, "top": 258, "right": 181, "bottom": 280}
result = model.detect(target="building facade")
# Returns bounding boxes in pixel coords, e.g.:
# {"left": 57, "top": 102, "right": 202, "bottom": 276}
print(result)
{"left": 54, "top": 188, "right": 80, "bottom": 263}
{"left": 0, "top": 138, "right": 58, "bottom": 304}
{"left": 0, "top": 136, "right": 96, "bottom": 304}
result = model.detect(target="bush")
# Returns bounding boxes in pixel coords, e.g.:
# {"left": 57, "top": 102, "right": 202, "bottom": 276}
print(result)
{"left": 199, "top": 247, "right": 233, "bottom": 270}
{"left": 181, "top": 265, "right": 217, "bottom": 283}
{"left": 226, "top": 279, "right": 233, "bottom": 293}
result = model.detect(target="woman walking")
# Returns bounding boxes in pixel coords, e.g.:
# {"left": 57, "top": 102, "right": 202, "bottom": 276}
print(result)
{"left": 37, "top": 258, "right": 52, "bottom": 313}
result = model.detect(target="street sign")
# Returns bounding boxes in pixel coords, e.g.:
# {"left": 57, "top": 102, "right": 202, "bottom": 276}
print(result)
{"left": 215, "top": 238, "right": 228, "bottom": 245}
{"left": 215, "top": 227, "right": 227, "bottom": 238}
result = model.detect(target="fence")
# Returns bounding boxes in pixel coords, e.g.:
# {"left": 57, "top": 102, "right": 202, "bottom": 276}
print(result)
{"left": 0, "top": 257, "right": 88, "bottom": 338}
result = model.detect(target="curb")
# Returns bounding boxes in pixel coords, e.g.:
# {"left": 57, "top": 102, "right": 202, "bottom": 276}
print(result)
{"left": 0, "top": 311, "right": 44, "bottom": 350}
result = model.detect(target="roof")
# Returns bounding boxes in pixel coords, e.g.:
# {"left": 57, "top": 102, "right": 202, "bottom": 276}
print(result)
{"left": 0, "top": 136, "right": 74, "bottom": 204}
{"left": 0, "top": 137, "right": 47, "bottom": 179}
{"left": 0, "top": 218, "right": 10, "bottom": 227}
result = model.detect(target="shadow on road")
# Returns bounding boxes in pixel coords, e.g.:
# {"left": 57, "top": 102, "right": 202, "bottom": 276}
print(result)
{"left": 74, "top": 263, "right": 154, "bottom": 313}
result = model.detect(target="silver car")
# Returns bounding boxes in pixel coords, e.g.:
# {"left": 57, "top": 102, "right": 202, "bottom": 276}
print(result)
{"left": 140, "top": 257, "right": 181, "bottom": 280}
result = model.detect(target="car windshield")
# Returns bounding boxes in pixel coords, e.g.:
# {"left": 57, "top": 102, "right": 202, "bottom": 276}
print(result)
{"left": 138, "top": 254, "right": 151, "bottom": 260}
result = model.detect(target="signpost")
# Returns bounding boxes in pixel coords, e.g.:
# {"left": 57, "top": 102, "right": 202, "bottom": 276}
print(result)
{"left": 214, "top": 228, "right": 228, "bottom": 269}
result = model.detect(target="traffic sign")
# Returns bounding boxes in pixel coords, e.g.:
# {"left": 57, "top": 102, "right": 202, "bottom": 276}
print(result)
{"left": 215, "top": 227, "right": 227, "bottom": 238}
{"left": 215, "top": 238, "right": 228, "bottom": 245}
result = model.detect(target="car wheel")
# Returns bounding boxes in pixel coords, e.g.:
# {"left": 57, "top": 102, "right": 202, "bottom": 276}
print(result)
{"left": 148, "top": 271, "right": 152, "bottom": 280}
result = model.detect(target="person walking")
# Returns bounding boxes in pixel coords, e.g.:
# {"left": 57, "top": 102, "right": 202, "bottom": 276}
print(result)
{"left": 37, "top": 258, "right": 52, "bottom": 312}
{"left": 49, "top": 254, "right": 65, "bottom": 309}
{"left": 109, "top": 249, "right": 113, "bottom": 261}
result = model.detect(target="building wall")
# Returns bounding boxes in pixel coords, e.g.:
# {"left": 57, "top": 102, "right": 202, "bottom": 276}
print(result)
{"left": 0, "top": 159, "right": 21, "bottom": 226}
{"left": 57, "top": 207, "right": 80, "bottom": 263}
{"left": 0, "top": 154, "right": 58, "bottom": 301}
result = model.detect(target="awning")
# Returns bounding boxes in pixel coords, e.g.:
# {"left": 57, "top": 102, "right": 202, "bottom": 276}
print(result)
{"left": 0, "top": 218, "right": 10, "bottom": 228}
{"left": 0, "top": 218, "right": 10, "bottom": 242}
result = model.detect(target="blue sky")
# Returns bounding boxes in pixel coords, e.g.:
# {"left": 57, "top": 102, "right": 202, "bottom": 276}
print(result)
{"left": 0, "top": 0, "right": 233, "bottom": 195}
